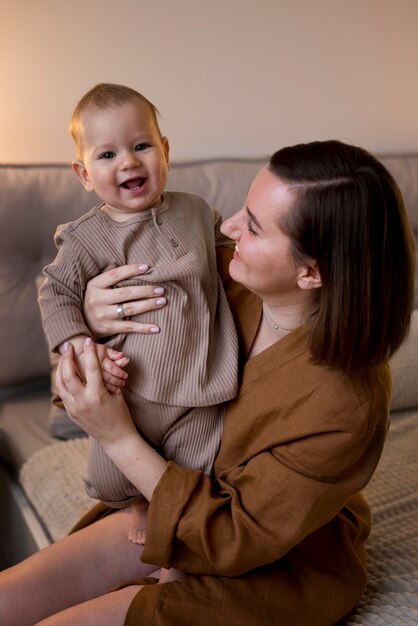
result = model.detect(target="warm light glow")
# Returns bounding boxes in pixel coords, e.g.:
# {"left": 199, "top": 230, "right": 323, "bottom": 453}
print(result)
{"left": 1, "top": 1, "right": 418, "bottom": 163}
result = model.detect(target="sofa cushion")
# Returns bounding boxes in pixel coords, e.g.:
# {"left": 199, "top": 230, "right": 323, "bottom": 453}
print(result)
{"left": 389, "top": 308, "right": 418, "bottom": 412}
{"left": 0, "top": 165, "right": 99, "bottom": 387}
{"left": 0, "top": 389, "right": 53, "bottom": 468}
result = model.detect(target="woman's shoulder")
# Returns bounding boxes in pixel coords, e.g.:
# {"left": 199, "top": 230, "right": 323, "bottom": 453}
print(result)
{"left": 237, "top": 327, "right": 390, "bottom": 435}
{"left": 292, "top": 352, "right": 391, "bottom": 434}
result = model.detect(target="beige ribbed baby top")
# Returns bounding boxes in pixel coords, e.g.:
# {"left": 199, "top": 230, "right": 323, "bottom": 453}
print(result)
{"left": 39, "top": 192, "right": 238, "bottom": 407}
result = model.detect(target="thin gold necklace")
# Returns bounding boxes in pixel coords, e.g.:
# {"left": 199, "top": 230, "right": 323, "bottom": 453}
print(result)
{"left": 262, "top": 304, "right": 296, "bottom": 333}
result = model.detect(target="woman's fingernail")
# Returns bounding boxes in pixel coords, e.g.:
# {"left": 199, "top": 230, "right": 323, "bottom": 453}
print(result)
{"left": 150, "top": 326, "right": 160, "bottom": 333}
{"left": 153, "top": 287, "right": 164, "bottom": 295}
{"left": 138, "top": 264, "right": 149, "bottom": 272}
{"left": 156, "top": 298, "right": 166, "bottom": 306}
{"left": 63, "top": 342, "right": 69, "bottom": 352}
{"left": 85, "top": 337, "right": 92, "bottom": 346}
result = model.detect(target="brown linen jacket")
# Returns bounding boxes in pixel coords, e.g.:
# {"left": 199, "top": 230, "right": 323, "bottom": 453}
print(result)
{"left": 76, "top": 248, "right": 391, "bottom": 626}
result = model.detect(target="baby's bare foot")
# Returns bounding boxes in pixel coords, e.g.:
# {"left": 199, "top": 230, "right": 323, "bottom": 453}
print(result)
{"left": 128, "top": 527, "right": 147, "bottom": 544}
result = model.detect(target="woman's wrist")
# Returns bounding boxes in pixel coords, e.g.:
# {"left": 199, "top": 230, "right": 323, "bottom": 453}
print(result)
{"left": 103, "top": 430, "right": 168, "bottom": 502}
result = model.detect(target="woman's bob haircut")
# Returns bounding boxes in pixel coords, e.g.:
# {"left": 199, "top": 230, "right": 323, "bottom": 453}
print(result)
{"left": 269, "top": 140, "right": 416, "bottom": 374}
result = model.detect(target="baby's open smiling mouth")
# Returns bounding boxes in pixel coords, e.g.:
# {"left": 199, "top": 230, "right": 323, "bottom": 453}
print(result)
{"left": 121, "top": 177, "right": 146, "bottom": 190}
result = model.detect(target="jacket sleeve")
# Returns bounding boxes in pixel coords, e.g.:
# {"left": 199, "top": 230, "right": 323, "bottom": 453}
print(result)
{"left": 39, "top": 226, "right": 100, "bottom": 351}
{"left": 142, "top": 397, "right": 388, "bottom": 577}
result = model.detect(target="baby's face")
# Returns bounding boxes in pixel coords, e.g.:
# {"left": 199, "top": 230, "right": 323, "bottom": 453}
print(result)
{"left": 75, "top": 101, "right": 169, "bottom": 218}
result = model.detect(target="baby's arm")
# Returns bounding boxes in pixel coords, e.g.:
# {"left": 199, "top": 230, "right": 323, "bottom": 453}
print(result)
{"left": 41, "top": 226, "right": 128, "bottom": 393}
{"left": 57, "top": 335, "right": 89, "bottom": 358}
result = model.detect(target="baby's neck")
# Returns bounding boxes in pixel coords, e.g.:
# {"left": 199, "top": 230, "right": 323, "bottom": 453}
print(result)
{"left": 101, "top": 205, "right": 142, "bottom": 222}
{"left": 100, "top": 196, "right": 163, "bottom": 222}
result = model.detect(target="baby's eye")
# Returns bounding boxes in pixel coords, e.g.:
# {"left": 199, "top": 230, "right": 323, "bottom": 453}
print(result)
{"left": 99, "top": 151, "right": 116, "bottom": 159}
{"left": 135, "top": 143, "right": 150, "bottom": 152}
{"left": 247, "top": 220, "right": 258, "bottom": 236}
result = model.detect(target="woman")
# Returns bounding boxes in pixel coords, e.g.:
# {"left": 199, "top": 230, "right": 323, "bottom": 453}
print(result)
{"left": 0, "top": 140, "right": 415, "bottom": 626}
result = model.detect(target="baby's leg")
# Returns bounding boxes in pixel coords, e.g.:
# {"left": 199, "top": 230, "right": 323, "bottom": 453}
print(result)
{"left": 85, "top": 436, "right": 141, "bottom": 503}
{"left": 160, "top": 405, "right": 224, "bottom": 474}
{"left": 126, "top": 509, "right": 185, "bottom": 582}
{"left": 154, "top": 406, "right": 223, "bottom": 584}
{"left": 127, "top": 500, "right": 149, "bottom": 544}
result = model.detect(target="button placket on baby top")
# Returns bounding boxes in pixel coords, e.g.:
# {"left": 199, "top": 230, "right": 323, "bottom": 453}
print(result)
{"left": 153, "top": 212, "right": 185, "bottom": 259}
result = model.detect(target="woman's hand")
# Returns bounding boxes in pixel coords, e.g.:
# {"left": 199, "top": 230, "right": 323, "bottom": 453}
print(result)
{"left": 56, "top": 339, "right": 168, "bottom": 501}
{"left": 59, "top": 335, "right": 129, "bottom": 394}
{"left": 56, "top": 340, "right": 136, "bottom": 446}
{"left": 83, "top": 264, "right": 167, "bottom": 339}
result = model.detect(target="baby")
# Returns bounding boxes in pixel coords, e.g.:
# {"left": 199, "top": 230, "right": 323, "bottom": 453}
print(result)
{"left": 39, "top": 83, "right": 238, "bottom": 583}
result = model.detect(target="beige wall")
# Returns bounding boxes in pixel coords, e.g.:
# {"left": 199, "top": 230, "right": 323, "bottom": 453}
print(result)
{"left": 1, "top": 0, "right": 417, "bottom": 163}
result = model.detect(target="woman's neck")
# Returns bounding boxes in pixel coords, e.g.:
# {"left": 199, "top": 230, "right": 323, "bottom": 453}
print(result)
{"left": 248, "top": 300, "right": 313, "bottom": 360}
{"left": 262, "top": 302, "right": 310, "bottom": 333}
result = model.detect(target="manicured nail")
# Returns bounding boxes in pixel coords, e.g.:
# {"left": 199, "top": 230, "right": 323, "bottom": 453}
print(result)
{"left": 85, "top": 337, "right": 92, "bottom": 346}
{"left": 138, "top": 264, "right": 149, "bottom": 272}
{"left": 153, "top": 287, "right": 165, "bottom": 295}
{"left": 63, "top": 342, "right": 69, "bottom": 352}
{"left": 156, "top": 298, "right": 166, "bottom": 306}
{"left": 150, "top": 326, "right": 160, "bottom": 333}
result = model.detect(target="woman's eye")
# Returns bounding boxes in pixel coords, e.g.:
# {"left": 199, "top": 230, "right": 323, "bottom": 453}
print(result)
{"left": 247, "top": 220, "right": 257, "bottom": 236}
{"left": 135, "top": 143, "right": 149, "bottom": 152}
{"left": 99, "top": 151, "right": 115, "bottom": 159}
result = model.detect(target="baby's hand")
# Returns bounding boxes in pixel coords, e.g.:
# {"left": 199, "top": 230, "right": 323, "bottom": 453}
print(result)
{"left": 94, "top": 344, "right": 129, "bottom": 394}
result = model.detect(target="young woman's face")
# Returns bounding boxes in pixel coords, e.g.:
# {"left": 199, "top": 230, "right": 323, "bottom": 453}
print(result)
{"left": 221, "top": 167, "right": 312, "bottom": 304}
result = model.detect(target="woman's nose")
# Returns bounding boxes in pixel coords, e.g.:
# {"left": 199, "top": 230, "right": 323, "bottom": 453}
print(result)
{"left": 221, "top": 210, "right": 242, "bottom": 240}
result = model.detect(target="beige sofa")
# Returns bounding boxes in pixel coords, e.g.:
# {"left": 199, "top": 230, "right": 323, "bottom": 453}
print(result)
{"left": 0, "top": 156, "right": 417, "bottom": 625}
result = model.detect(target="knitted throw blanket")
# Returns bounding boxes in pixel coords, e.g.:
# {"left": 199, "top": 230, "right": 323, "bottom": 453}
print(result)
{"left": 20, "top": 437, "right": 91, "bottom": 540}
{"left": 346, "top": 410, "right": 418, "bottom": 626}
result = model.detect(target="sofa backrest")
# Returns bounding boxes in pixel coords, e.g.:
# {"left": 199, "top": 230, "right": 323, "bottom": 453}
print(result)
{"left": 0, "top": 154, "right": 417, "bottom": 388}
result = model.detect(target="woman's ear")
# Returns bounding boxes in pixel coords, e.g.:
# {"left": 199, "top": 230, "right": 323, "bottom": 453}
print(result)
{"left": 297, "top": 260, "right": 322, "bottom": 290}
{"left": 72, "top": 160, "right": 94, "bottom": 192}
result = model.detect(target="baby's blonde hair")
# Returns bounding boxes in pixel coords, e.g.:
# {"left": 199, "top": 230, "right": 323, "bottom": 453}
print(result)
{"left": 70, "top": 83, "right": 161, "bottom": 158}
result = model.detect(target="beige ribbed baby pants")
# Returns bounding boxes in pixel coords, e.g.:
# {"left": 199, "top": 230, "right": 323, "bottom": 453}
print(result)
{"left": 84, "top": 388, "right": 223, "bottom": 507}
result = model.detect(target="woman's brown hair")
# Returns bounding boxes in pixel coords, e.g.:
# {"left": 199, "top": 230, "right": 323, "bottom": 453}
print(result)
{"left": 269, "top": 140, "right": 416, "bottom": 373}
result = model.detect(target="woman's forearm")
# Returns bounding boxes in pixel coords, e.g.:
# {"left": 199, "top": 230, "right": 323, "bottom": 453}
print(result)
{"left": 103, "top": 432, "right": 168, "bottom": 502}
